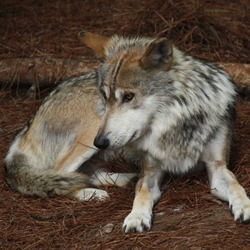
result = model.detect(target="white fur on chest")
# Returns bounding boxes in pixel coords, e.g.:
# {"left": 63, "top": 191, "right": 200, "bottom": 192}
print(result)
{"left": 137, "top": 113, "right": 199, "bottom": 174}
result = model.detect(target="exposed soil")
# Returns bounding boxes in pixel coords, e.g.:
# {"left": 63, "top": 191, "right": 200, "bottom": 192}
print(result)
{"left": 0, "top": 0, "right": 249, "bottom": 249}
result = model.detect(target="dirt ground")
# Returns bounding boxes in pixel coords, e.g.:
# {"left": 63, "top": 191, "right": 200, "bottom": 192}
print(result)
{"left": 0, "top": 0, "right": 250, "bottom": 249}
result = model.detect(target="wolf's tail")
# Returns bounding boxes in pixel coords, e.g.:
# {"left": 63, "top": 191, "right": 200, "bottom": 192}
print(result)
{"left": 4, "top": 154, "right": 89, "bottom": 197}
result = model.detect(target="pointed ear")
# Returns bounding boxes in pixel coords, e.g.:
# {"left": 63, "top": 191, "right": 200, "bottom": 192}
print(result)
{"left": 78, "top": 31, "right": 109, "bottom": 59}
{"left": 141, "top": 38, "right": 173, "bottom": 70}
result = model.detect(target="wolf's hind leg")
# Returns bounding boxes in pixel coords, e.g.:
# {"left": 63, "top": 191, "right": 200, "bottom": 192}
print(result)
{"left": 74, "top": 188, "right": 109, "bottom": 201}
{"left": 56, "top": 145, "right": 138, "bottom": 200}
{"left": 202, "top": 126, "right": 250, "bottom": 223}
{"left": 54, "top": 143, "right": 112, "bottom": 201}
{"left": 91, "top": 169, "right": 138, "bottom": 187}
{"left": 73, "top": 170, "right": 137, "bottom": 201}
{"left": 75, "top": 168, "right": 138, "bottom": 201}
{"left": 55, "top": 141, "right": 98, "bottom": 174}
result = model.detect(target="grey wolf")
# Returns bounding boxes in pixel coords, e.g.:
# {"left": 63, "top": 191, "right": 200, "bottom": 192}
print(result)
{"left": 79, "top": 31, "right": 250, "bottom": 233}
{"left": 4, "top": 72, "right": 137, "bottom": 201}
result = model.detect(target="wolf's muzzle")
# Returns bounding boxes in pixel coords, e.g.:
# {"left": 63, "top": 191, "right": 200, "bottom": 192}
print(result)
{"left": 94, "top": 134, "right": 110, "bottom": 150}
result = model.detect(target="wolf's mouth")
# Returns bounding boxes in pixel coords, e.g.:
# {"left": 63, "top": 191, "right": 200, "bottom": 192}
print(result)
{"left": 128, "top": 131, "right": 137, "bottom": 143}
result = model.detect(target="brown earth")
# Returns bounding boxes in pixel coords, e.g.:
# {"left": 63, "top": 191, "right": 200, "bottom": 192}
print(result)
{"left": 0, "top": 0, "right": 250, "bottom": 249}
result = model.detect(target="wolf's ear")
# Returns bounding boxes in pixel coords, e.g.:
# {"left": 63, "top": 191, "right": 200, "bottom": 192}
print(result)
{"left": 78, "top": 31, "right": 109, "bottom": 59}
{"left": 141, "top": 38, "right": 173, "bottom": 70}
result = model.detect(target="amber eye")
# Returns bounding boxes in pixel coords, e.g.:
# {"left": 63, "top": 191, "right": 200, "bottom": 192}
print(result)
{"left": 122, "top": 92, "right": 135, "bottom": 103}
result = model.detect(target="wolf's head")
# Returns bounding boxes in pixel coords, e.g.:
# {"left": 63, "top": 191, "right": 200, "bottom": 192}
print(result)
{"left": 79, "top": 31, "right": 173, "bottom": 149}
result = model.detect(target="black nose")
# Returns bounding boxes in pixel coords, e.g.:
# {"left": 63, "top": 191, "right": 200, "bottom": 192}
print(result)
{"left": 94, "top": 134, "right": 110, "bottom": 150}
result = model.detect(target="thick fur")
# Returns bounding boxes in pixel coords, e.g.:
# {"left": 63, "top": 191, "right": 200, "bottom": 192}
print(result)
{"left": 4, "top": 72, "right": 137, "bottom": 201}
{"left": 79, "top": 31, "right": 250, "bottom": 233}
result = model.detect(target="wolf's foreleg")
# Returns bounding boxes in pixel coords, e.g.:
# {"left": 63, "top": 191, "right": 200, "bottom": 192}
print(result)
{"left": 122, "top": 157, "right": 164, "bottom": 233}
{"left": 207, "top": 165, "right": 250, "bottom": 222}
{"left": 202, "top": 126, "right": 250, "bottom": 223}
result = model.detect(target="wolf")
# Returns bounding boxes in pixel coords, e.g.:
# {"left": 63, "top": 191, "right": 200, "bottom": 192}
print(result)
{"left": 4, "top": 72, "right": 137, "bottom": 201}
{"left": 79, "top": 31, "right": 250, "bottom": 233}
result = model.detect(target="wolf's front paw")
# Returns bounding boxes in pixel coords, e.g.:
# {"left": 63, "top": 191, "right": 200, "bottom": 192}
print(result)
{"left": 230, "top": 197, "right": 250, "bottom": 223}
{"left": 74, "top": 188, "right": 109, "bottom": 201}
{"left": 122, "top": 211, "right": 152, "bottom": 233}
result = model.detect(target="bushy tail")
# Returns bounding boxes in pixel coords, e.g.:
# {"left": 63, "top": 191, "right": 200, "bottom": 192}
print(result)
{"left": 4, "top": 154, "right": 90, "bottom": 198}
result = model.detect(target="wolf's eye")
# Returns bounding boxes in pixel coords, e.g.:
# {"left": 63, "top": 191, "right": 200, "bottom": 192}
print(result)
{"left": 100, "top": 89, "right": 107, "bottom": 100}
{"left": 122, "top": 92, "right": 135, "bottom": 103}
